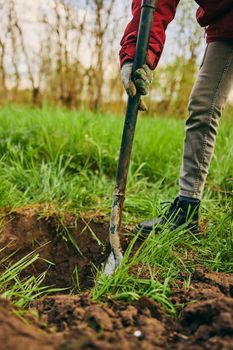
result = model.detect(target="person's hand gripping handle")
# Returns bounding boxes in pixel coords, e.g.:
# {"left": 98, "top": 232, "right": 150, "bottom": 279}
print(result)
{"left": 121, "top": 62, "right": 153, "bottom": 111}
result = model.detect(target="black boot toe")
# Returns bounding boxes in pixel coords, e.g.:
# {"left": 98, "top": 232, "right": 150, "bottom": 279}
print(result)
{"left": 135, "top": 196, "right": 200, "bottom": 237}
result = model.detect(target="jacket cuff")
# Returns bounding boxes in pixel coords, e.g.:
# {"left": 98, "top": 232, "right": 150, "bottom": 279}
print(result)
{"left": 119, "top": 46, "right": 160, "bottom": 70}
{"left": 119, "top": 45, "right": 136, "bottom": 68}
{"left": 146, "top": 49, "right": 161, "bottom": 70}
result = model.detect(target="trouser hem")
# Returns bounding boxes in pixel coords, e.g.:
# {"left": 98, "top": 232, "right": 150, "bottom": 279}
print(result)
{"left": 179, "top": 190, "right": 202, "bottom": 200}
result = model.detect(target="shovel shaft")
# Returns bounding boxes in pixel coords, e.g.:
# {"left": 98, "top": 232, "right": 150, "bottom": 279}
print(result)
{"left": 108, "top": 0, "right": 158, "bottom": 267}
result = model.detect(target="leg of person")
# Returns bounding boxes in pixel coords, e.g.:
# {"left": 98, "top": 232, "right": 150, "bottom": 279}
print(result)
{"left": 180, "top": 41, "right": 233, "bottom": 199}
{"left": 137, "top": 41, "right": 233, "bottom": 235}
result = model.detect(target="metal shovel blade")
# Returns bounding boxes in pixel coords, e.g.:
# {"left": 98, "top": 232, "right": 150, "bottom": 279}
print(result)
{"left": 104, "top": 190, "right": 124, "bottom": 275}
{"left": 104, "top": 251, "right": 123, "bottom": 276}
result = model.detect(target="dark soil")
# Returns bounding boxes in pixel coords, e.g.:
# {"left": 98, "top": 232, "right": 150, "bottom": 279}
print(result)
{"left": 1, "top": 207, "right": 233, "bottom": 350}
{"left": 0, "top": 298, "right": 59, "bottom": 350}
{"left": 0, "top": 206, "right": 125, "bottom": 290}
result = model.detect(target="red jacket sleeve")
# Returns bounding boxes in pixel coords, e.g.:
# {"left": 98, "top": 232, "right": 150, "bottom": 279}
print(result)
{"left": 119, "top": 0, "right": 180, "bottom": 70}
{"left": 196, "top": 0, "right": 233, "bottom": 26}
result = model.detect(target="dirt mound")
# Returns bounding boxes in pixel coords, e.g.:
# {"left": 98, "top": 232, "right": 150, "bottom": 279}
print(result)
{"left": 179, "top": 298, "right": 233, "bottom": 349}
{"left": 35, "top": 294, "right": 166, "bottom": 350}
{"left": 0, "top": 298, "right": 59, "bottom": 350}
{"left": 33, "top": 288, "right": 233, "bottom": 350}
{"left": 2, "top": 288, "right": 233, "bottom": 350}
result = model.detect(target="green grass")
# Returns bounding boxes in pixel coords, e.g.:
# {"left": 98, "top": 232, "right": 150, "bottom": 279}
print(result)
{"left": 0, "top": 105, "right": 232, "bottom": 311}
{"left": 0, "top": 105, "right": 184, "bottom": 214}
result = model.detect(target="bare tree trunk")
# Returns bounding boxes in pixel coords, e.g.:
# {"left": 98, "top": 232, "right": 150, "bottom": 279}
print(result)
{"left": 54, "top": 0, "right": 65, "bottom": 104}
{"left": 0, "top": 38, "right": 7, "bottom": 93}
{"left": 8, "top": 0, "right": 20, "bottom": 97}
{"left": 91, "top": 0, "right": 116, "bottom": 111}
{"left": 15, "top": 22, "right": 38, "bottom": 104}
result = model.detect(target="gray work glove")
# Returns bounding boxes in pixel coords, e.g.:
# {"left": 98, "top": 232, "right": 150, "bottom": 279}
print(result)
{"left": 121, "top": 61, "right": 153, "bottom": 111}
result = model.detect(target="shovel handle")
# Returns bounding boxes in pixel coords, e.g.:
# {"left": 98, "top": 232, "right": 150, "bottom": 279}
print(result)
{"left": 107, "top": 0, "right": 157, "bottom": 272}
{"left": 133, "top": 0, "right": 158, "bottom": 71}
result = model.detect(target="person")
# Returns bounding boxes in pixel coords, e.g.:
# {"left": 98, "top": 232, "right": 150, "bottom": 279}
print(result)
{"left": 120, "top": 0, "right": 233, "bottom": 235}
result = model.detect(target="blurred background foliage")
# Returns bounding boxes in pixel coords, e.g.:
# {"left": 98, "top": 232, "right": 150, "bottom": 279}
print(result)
{"left": 0, "top": 0, "right": 232, "bottom": 118}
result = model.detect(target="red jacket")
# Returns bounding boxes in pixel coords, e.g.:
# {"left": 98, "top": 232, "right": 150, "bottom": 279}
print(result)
{"left": 120, "top": 0, "right": 233, "bottom": 70}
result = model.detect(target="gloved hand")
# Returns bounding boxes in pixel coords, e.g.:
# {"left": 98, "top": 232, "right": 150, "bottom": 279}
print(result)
{"left": 121, "top": 61, "right": 153, "bottom": 111}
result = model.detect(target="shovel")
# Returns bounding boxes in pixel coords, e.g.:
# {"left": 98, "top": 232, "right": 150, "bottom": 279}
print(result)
{"left": 104, "top": 0, "right": 158, "bottom": 276}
